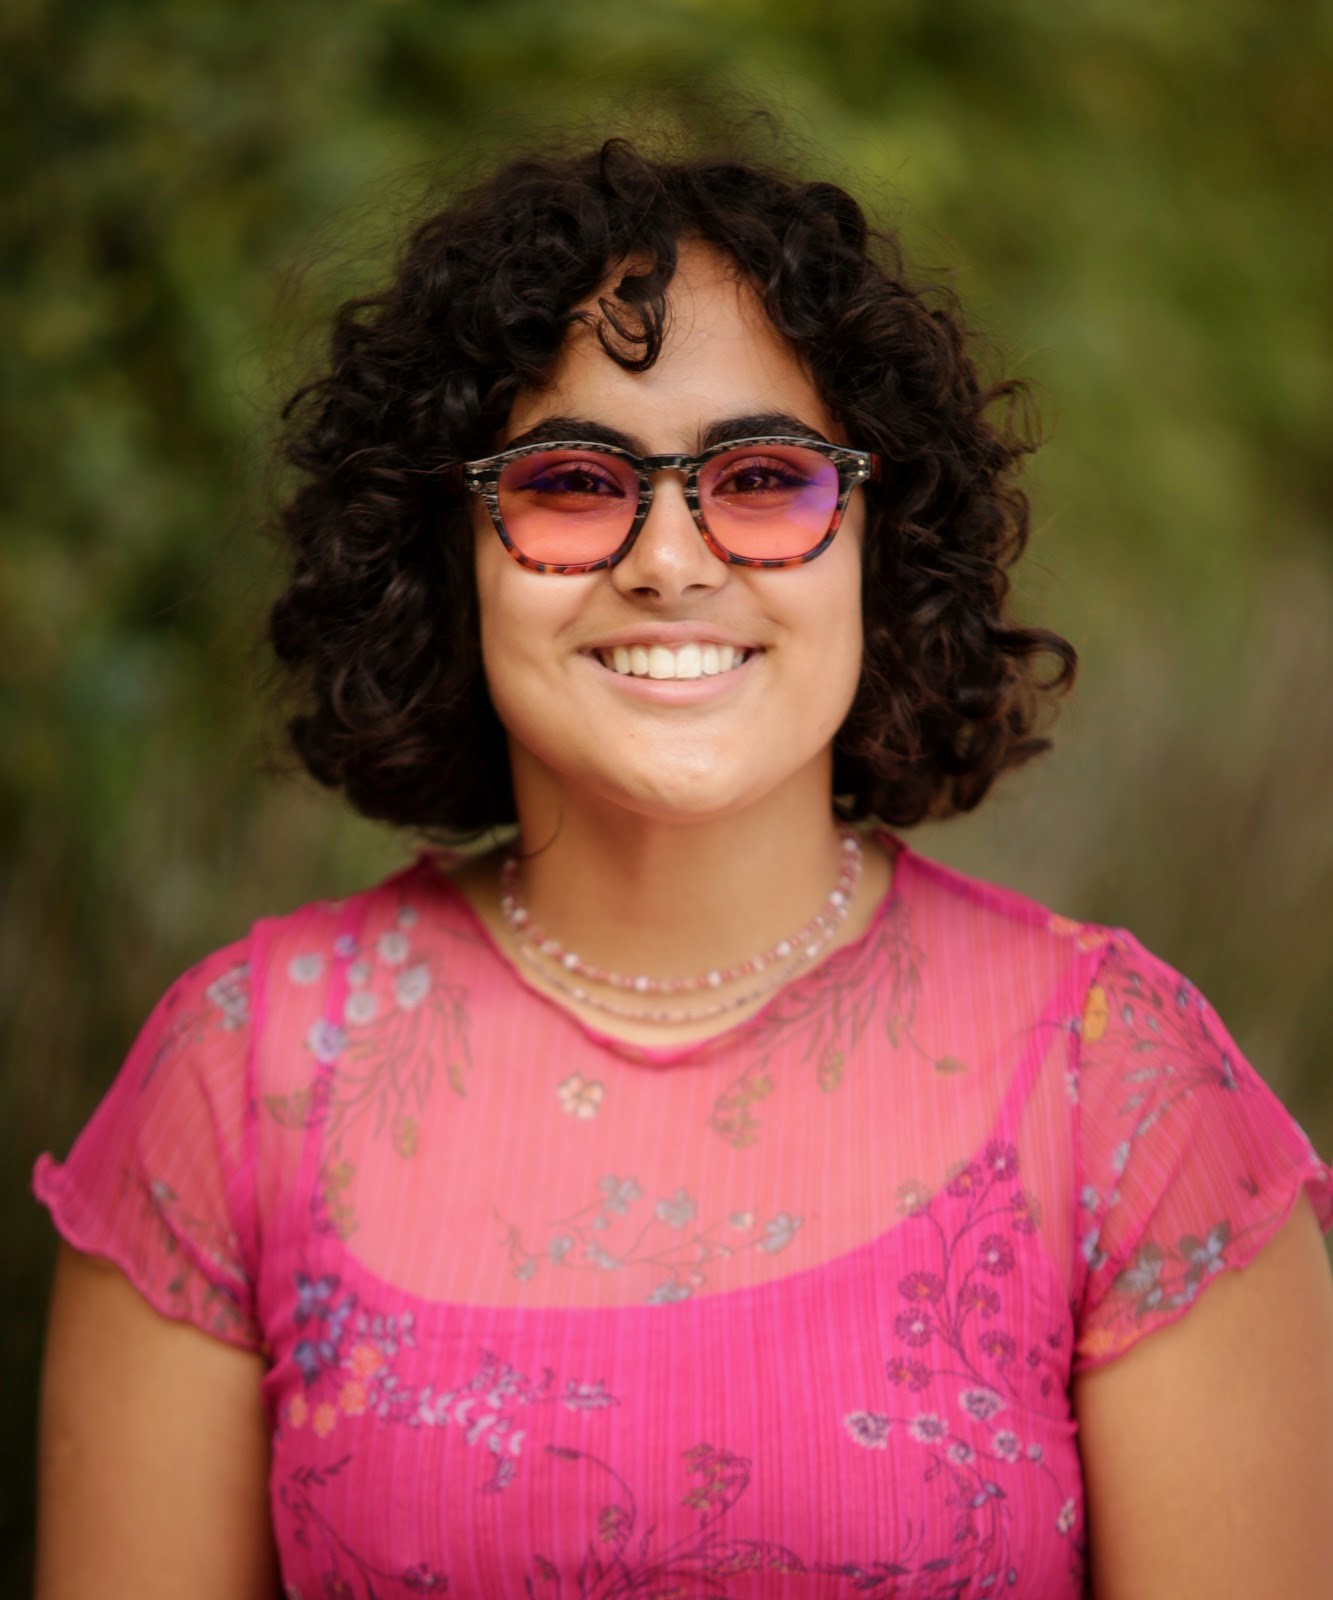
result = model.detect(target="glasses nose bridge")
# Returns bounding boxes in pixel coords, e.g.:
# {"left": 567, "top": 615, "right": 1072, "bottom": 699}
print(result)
{"left": 636, "top": 452, "right": 703, "bottom": 525}
{"left": 640, "top": 452, "right": 698, "bottom": 493}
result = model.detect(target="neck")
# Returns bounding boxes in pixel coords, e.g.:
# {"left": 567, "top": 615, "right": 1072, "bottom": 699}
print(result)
{"left": 506, "top": 767, "right": 857, "bottom": 984}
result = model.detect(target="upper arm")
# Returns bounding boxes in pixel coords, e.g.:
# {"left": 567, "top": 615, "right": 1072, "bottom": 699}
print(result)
{"left": 36, "top": 1244, "right": 279, "bottom": 1600}
{"left": 1073, "top": 1196, "right": 1333, "bottom": 1600}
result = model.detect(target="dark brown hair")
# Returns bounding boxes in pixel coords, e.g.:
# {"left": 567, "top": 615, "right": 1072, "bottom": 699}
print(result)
{"left": 271, "top": 134, "right": 1075, "bottom": 834}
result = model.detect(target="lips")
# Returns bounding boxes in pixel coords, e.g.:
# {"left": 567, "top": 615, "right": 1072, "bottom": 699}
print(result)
{"left": 595, "top": 642, "right": 753, "bottom": 680}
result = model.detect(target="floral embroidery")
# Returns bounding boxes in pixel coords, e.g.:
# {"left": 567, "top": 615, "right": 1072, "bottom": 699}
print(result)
{"left": 206, "top": 962, "right": 251, "bottom": 1029}
{"left": 137, "top": 1176, "right": 257, "bottom": 1342}
{"left": 495, "top": 1174, "right": 802, "bottom": 1302}
{"left": 262, "top": 900, "right": 477, "bottom": 1239}
{"left": 280, "top": 1457, "right": 450, "bottom": 1597}
{"left": 1076, "top": 940, "right": 1321, "bottom": 1348}
{"left": 708, "top": 889, "right": 968, "bottom": 1149}
{"left": 842, "top": 1141, "right": 1083, "bottom": 1590}
{"left": 1111, "top": 1220, "right": 1233, "bottom": 1318}
{"left": 522, "top": 1443, "right": 808, "bottom": 1591}
{"left": 288, "top": 953, "right": 325, "bottom": 986}
{"left": 506, "top": 1431, "right": 1083, "bottom": 1594}
{"left": 138, "top": 959, "right": 249, "bottom": 1089}
{"left": 557, "top": 1073, "right": 605, "bottom": 1119}
{"left": 283, "top": 1270, "right": 617, "bottom": 1492}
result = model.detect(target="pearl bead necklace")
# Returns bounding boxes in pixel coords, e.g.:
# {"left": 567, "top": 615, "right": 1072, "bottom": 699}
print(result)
{"left": 499, "top": 831, "right": 863, "bottom": 1024}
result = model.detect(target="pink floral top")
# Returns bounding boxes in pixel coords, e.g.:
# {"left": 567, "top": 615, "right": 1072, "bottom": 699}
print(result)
{"left": 35, "top": 839, "right": 1333, "bottom": 1598}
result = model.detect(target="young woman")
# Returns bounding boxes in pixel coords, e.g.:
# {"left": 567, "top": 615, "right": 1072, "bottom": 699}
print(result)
{"left": 34, "top": 137, "right": 1333, "bottom": 1598}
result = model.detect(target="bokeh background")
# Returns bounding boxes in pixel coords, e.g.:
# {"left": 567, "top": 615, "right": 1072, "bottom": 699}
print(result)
{"left": 3, "top": 0, "right": 1330, "bottom": 1588}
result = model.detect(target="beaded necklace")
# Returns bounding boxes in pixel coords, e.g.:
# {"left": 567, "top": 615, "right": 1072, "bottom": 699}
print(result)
{"left": 499, "top": 831, "right": 863, "bottom": 1025}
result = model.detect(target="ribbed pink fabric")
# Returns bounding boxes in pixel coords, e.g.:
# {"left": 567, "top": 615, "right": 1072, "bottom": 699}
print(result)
{"left": 35, "top": 839, "right": 1333, "bottom": 1597}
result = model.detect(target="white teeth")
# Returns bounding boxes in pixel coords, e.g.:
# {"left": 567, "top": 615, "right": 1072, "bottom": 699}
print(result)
{"left": 598, "top": 642, "right": 751, "bottom": 679}
{"left": 675, "top": 644, "right": 702, "bottom": 679}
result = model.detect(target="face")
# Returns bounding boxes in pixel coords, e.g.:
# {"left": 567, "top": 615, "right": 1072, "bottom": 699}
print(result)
{"left": 472, "top": 243, "right": 866, "bottom": 828}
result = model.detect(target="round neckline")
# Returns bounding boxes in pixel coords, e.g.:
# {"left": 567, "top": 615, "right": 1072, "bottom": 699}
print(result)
{"left": 417, "top": 829, "right": 911, "bottom": 1065}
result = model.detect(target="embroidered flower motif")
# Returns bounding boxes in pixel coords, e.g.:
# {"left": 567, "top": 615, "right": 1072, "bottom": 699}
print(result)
{"left": 344, "top": 989, "right": 379, "bottom": 1025}
{"left": 289, "top": 953, "right": 325, "bottom": 985}
{"left": 885, "top": 1356, "right": 932, "bottom": 1391}
{"left": 1111, "top": 1138, "right": 1132, "bottom": 1175}
{"left": 1115, "top": 1242, "right": 1165, "bottom": 1314}
{"left": 557, "top": 1074, "right": 605, "bottom": 1119}
{"left": 896, "top": 1179, "right": 931, "bottom": 1217}
{"left": 206, "top": 964, "right": 250, "bottom": 1029}
{"left": 946, "top": 1160, "right": 984, "bottom": 1198}
{"left": 339, "top": 1380, "right": 368, "bottom": 1416}
{"left": 394, "top": 964, "right": 431, "bottom": 1010}
{"left": 598, "top": 1175, "right": 642, "bottom": 1215}
{"left": 307, "top": 1019, "right": 346, "bottom": 1064}
{"left": 758, "top": 1212, "right": 802, "bottom": 1252}
{"left": 978, "top": 1330, "right": 1017, "bottom": 1363}
{"left": 844, "top": 1411, "right": 891, "bottom": 1449}
{"left": 287, "top": 1393, "right": 308, "bottom": 1428}
{"left": 333, "top": 933, "right": 358, "bottom": 959}
{"left": 729, "top": 1211, "right": 754, "bottom": 1230}
{"left": 947, "top": 1440, "right": 976, "bottom": 1465}
{"left": 984, "top": 1140, "right": 1019, "bottom": 1179}
{"left": 908, "top": 1413, "right": 947, "bottom": 1443}
{"left": 1057, "top": 1497, "right": 1077, "bottom": 1534}
{"left": 348, "top": 1342, "right": 384, "bottom": 1377}
{"left": 1181, "top": 1222, "right": 1229, "bottom": 1279}
{"left": 347, "top": 958, "right": 372, "bottom": 987}
{"left": 959, "top": 1387, "right": 1005, "bottom": 1422}
{"left": 561, "top": 1379, "right": 618, "bottom": 1411}
{"left": 1010, "top": 1189, "right": 1041, "bottom": 1234}
{"left": 959, "top": 1281, "right": 1001, "bottom": 1318}
{"left": 647, "top": 1280, "right": 692, "bottom": 1305}
{"left": 654, "top": 1187, "right": 697, "bottom": 1229}
{"left": 378, "top": 930, "right": 410, "bottom": 966}
{"left": 899, "top": 1270, "right": 946, "bottom": 1303}
{"left": 397, "top": 905, "right": 418, "bottom": 929}
{"left": 1081, "top": 982, "right": 1109, "bottom": 1041}
{"left": 312, "top": 1402, "right": 339, "bottom": 1438}
{"left": 894, "top": 1310, "right": 932, "bottom": 1347}
{"left": 977, "top": 1233, "right": 1015, "bottom": 1275}
{"left": 991, "top": 1430, "right": 1020, "bottom": 1462}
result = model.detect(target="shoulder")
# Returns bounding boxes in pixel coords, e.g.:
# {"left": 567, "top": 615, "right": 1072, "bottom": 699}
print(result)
{"left": 237, "top": 851, "right": 472, "bottom": 997}
{"left": 889, "top": 835, "right": 1115, "bottom": 991}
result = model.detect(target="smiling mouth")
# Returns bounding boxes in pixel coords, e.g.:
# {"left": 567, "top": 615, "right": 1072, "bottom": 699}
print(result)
{"left": 594, "top": 643, "right": 757, "bottom": 681}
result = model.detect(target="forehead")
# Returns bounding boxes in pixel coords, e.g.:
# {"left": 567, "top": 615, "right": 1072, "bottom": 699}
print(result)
{"left": 502, "top": 244, "right": 841, "bottom": 450}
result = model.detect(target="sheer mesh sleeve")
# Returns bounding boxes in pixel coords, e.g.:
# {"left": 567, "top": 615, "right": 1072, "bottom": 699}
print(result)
{"left": 1071, "top": 932, "right": 1332, "bottom": 1370}
{"left": 33, "top": 939, "right": 261, "bottom": 1349}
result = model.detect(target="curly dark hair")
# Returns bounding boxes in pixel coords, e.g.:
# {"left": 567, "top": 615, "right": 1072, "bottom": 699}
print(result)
{"left": 270, "top": 133, "right": 1076, "bottom": 834}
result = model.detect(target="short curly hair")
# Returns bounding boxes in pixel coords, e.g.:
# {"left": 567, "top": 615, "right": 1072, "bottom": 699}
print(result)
{"left": 270, "top": 134, "right": 1075, "bottom": 835}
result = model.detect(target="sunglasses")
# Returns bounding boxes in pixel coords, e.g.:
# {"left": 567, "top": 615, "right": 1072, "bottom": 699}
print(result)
{"left": 460, "top": 435, "right": 881, "bottom": 574}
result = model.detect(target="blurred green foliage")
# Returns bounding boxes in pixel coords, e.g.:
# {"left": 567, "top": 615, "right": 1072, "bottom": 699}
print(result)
{"left": 2, "top": 0, "right": 1330, "bottom": 1588}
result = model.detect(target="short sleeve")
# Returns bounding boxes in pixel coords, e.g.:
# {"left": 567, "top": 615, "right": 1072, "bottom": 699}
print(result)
{"left": 33, "top": 939, "right": 262, "bottom": 1350}
{"left": 1071, "top": 931, "right": 1333, "bottom": 1370}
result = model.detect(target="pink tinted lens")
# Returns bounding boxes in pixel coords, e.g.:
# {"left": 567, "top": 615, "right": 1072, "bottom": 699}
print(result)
{"left": 496, "top": 449, "right": 639, "bottom": 565}
{"left": 699, "top": 444, "right": 840, "bottom": 559}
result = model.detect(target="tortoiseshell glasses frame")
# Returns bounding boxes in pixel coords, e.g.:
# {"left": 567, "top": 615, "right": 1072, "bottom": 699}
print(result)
{"left": 459, "top": 434, "right": 882, "bottom": 575}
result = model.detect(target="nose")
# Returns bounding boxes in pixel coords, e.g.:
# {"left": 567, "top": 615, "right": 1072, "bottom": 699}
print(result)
{"left": 609, "top": 468, "right": 728, "bottom": 601}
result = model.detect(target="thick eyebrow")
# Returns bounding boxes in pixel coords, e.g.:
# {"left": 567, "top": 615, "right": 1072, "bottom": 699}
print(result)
{"left": 697, "top": 413, "right": 831, "bottom": 451}
{"left": 502, "top": 411, "right": 832, "bottom": 456}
